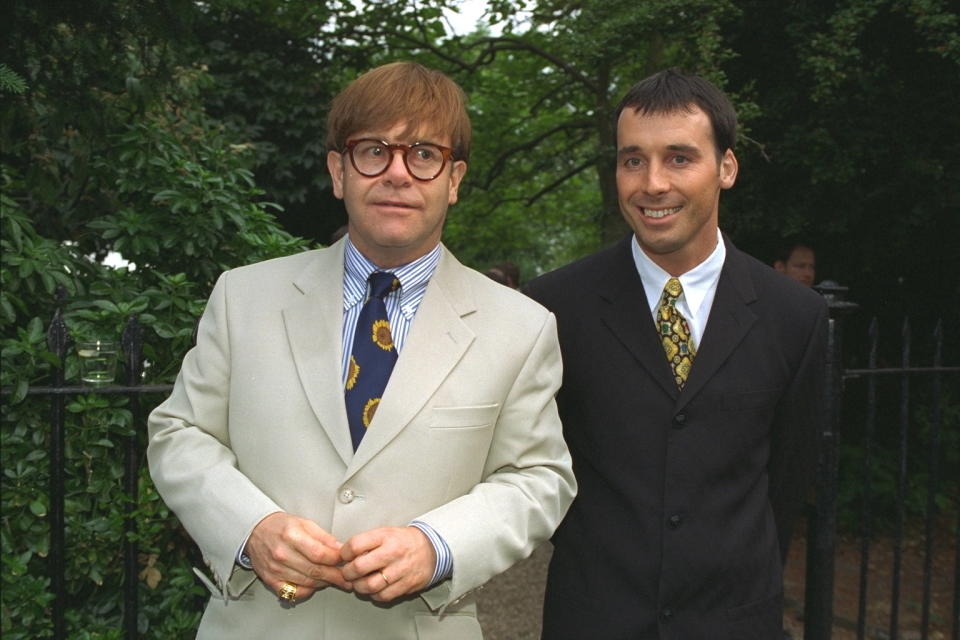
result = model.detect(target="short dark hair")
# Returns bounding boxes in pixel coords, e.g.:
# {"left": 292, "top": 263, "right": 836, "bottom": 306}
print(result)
{"left": 776, "top": 242, "right": 814, "bottom": 264}
{"left": 615, "top": 68, "right": 737, "bottom": 157}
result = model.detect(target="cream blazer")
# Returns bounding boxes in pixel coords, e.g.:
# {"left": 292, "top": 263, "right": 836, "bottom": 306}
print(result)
{"left": 147, "top": 241, "right": 576, "bottom": 639}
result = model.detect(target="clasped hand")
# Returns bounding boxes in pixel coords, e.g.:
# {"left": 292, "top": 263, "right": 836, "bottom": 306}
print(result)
{"left": 245, "top": 513, "right": 436, "bottom": 603}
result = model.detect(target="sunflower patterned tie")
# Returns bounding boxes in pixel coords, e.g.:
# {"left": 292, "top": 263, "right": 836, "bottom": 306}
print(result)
{"left": 657, "top": 278, "right": 697, "bottom": 389}
{"left": 345, "top": 271, "right": 400, "bottom": 450}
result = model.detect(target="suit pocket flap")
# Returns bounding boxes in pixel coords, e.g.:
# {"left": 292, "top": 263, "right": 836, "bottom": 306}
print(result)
{"left": 430, "top": 404, "right": 500, "bottom": 429}
{"left": 414, "top": 613, "right": 482, "bottom": 639}
{"left": 726, "top": 590, "right": 783, "bottom": 620}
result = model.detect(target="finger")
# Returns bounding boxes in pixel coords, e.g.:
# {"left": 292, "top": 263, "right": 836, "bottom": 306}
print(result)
{"left": 369, "top": 570, "right": 417, "bottom": 603}
{"left": 306, "top": 564, "right": 353, "bottom": 592}
{"left": 300, "top": 519, "right": 344, "bottom": 553}
{"left": 350, "top": 567, "right": 390, "bottom": 595}
{"left": 292, "top": 531, "right": 343, "bottom": 567}
{"left": 339, "top": 528, "right": 384, "bottom": 564}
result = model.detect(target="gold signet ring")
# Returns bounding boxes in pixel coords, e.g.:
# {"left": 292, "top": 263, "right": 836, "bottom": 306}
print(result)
{"left": 278, "top": 582, "right": 298, "bottom": 602}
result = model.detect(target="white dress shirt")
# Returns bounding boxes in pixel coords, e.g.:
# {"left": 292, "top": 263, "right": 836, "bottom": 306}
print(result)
{"left": 630, "top": 229, "right": 726, "bottom": 350}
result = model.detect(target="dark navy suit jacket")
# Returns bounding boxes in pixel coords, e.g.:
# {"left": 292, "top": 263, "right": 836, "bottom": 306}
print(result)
{"left": 525, "top": 235, "right": 828, "bottom": 640}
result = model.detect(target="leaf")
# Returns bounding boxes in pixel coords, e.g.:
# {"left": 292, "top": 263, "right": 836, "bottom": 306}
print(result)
{"left": 13, "top": 378, "right": 28, "bottom": 404}
{"left": 29, "top": 500, "right": 46, "bottom": 517}
{"left": 91, "top": 300, "right": 121, "bottom": 313}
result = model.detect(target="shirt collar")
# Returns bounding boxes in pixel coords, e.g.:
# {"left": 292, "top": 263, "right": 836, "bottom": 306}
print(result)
{"left": 343, "top": 237, "right": 442, "bottom": 318}
{"left": 631, "top": 229, "right": 726, "bottom": 316}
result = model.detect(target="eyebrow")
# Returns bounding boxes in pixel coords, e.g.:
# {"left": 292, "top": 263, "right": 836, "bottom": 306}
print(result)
{"left": 617, "top": 143, "right": 702, "bottom": 155}
{"left": 359, "top": 132, "right": 444, "bottom": 146}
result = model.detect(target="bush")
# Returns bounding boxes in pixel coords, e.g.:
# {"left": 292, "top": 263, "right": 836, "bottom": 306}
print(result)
{"left": 1, "top": 36, "right": 310, "bottom": 636}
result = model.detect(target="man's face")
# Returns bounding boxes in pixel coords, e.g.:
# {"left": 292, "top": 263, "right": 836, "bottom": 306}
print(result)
{"left": 616, "top": 106, "right": 737, "bottom": 276}
{"left": 780, "top": 246, "right": 816, "bottom": 287}
{"left": 327, "top": 122, "right": 467, "bottom": 268}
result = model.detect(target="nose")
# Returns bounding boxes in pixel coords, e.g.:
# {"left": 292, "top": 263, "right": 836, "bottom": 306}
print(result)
{"left": 643, "top": 161, "right": 670, "bottom": 195}
{"left": 381, "top": 149, "right": 411, "bottom": 183}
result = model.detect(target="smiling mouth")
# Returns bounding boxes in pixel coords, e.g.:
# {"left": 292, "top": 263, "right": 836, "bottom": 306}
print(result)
{"left": 642, "top": 206, "right": 681, "bottom": 219}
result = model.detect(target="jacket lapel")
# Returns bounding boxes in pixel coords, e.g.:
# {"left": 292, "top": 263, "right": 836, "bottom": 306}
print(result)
{"left": 282, "top": 243, "right": 354, "bottom": 467}
{"left": 598, "top": 238, "right": 679, "bottom": 400}
{"left": 345, "top": 247, "right": 476, "bottom": 476}
{"left": 677, "top": 236, "right": 757, "bottom": 409}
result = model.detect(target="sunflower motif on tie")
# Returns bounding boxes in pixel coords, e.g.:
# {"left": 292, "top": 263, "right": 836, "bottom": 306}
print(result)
{"left": 362, "top": 398, "right": 380, "bottom": 427}
{"left": 372, "top": 319, "right": 394, "bottom": 351}
{"left": 345, "top": 355, "right": 360, "bottom": 390}
{"left": 657, "top": 278, "right": 697, "bottom": 389}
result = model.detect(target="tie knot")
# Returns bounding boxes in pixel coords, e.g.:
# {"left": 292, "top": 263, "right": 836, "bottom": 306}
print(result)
{"left": 368, "top": 272, "right": 399, "bottom": 300}
{"left": 663, "top": 278, "right": 683, "bottom": 301}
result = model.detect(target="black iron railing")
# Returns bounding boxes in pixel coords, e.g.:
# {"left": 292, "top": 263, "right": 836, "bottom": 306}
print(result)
{"left": 2, "top": 308, "right": 172, "bottom": 639}
{"left": 803, "top": 282, "right": 959, "bottom": 640}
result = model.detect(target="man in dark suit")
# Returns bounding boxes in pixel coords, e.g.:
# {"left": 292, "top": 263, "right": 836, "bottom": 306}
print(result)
{"left": 525, "top": 69, "right": 828, "bottom": 639}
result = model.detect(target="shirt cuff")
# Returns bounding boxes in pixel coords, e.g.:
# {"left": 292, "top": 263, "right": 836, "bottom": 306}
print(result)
{"left": 409, "top": 520, "right": 453, "bottom": 587}
{"left": 236, "top": 511, "right": 284, "bottom": 570}
{"left": 237, "top": 532, "right": 254, "bottom": 569}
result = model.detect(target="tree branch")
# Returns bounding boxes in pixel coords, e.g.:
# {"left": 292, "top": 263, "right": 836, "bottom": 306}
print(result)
{"left": 526, "top": 156, "right": 598, "bottom": 206}
{"left": 482, "top": 119, "right": 593, "bottom": 188}
{"left": 467, "top": 37, "right": 597, "bottom": 93}
{"left": 740, "top": 134, "right": 772, "bottom": 163}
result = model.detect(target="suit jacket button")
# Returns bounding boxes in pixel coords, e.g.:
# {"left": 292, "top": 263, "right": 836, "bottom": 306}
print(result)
{"left": 668, "top": 514, "right": 682, "bottom": 529}
{"left": 660, "top": 607, "right": 673, "bottom": 621}
{"left": 339, "top": 488, "right": 355, "bottom": 504}
{"left": 673, "top": 413, "right": 686, "bottom": 427}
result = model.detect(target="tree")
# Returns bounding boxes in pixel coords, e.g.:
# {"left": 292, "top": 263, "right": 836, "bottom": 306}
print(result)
{"left": 723, "top": 0, "right": 960, "bottom": 343}
{"left": 338, "top": 0, "right": 743, "bottom": 278}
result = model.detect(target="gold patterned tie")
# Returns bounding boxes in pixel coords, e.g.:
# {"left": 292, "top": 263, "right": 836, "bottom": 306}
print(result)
{"left": 657, "top": 278, "right": 697, "bottom": 389}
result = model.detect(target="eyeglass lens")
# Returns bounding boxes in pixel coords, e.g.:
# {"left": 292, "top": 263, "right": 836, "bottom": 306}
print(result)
{"left": 350, "top": 140, "right": 446, "bottom": 180}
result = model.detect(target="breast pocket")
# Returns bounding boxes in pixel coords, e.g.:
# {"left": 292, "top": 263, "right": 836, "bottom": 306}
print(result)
{"left": 719, "top": 387, "right": 783, "bottom": 412}
{"left": 429, "top": 404, "right": 500, "bottom": 429}
{"left": 427, "top": 405, "right": 501, "bottom": 497}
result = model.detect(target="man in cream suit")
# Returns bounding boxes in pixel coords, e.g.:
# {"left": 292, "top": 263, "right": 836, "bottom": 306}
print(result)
{"left": 147, "top": 62, "right": 575, "bottom": 639}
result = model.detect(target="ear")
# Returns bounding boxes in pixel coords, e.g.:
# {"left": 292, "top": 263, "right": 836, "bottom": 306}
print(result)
{"left": 719, "top": 149, "right": 738, "bottom": 189}
{"left": 327, "top": 151, "right": 345, "bottom": 199}
{"left": 773, "top": 260, "right": 786, "bottom": 274}
{"left": 447, "top": 160, "right": 468, "bottom": 205}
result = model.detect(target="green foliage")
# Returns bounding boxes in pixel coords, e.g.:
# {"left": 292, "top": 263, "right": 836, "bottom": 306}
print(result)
{"left": 1, "top": 2, "right": 313, "bottom": 636}
{"left": 0, "top": 64, "right": 27, "bottom": 95}
{"left": 724, "top": 0, "right": 960, "bottom": 335}
{"left": 1, "top": 393, "right": 205, "bottom": 638}
{"left": 836, "top": 385, "right": 960, "bottom": 534}
{"left": 88, "top": 64, "right": 309, "bottom": 287}
{"left": 393, "top": 0, "right": 745, "bottom": 274}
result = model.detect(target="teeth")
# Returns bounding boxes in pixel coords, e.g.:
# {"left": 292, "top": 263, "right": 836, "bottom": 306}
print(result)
{"left": 642, "top": 206, "right": 681, "bottom": 219}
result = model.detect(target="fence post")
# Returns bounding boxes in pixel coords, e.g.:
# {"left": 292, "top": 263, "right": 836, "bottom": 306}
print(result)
{"left": 805, "top": 281, "right": 858, "bottom": 640}
{"left": 121, "top": 315, "right": 144, "bottom": 639}
{"left": 45, "top": 291, "right": 68, "bottom": 639}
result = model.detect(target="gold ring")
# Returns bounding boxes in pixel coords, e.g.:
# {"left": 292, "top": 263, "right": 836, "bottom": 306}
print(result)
{"left": 278, "top": 582, "right": 298, "bottom": 602}
{"left": 379, "top": 570, "right": 390, "bottom": 586}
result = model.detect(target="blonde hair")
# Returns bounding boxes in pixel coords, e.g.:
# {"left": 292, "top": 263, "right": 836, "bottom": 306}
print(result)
{"left": 325, "top": 62, "right": 472, "bottom": 162}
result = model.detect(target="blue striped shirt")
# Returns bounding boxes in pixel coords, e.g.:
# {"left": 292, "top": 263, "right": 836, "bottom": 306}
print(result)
{"left": 340, "top": 239, "right": 441, "bottom": 383}
{"left": 341, "top": 237, "right": 453, "bottom": 587}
